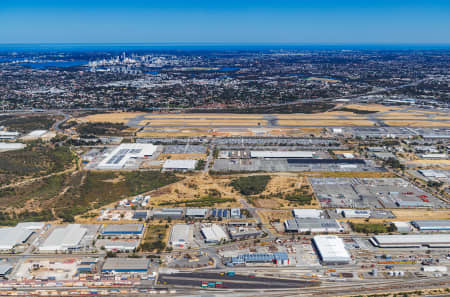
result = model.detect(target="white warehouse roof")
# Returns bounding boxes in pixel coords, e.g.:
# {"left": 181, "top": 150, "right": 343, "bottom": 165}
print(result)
{"left": 0, "top": 227, "right": 34, "bottom": 250}
{"left": 250, "top": 151, "right": 314, "bottom": 158}
{"left": 201, "top": 224, "right": 228, "bottom": 243}
{"left": 39, "top": 224, "right": 87, "bottom": 252}
{"left": 313, "top": 235, "right": 351, "bottom": 264}
{"left": 292, "top": 209, "right": 324, "bottom": 219}
{"left": 170, "top": 224, "right": 193, "bottom": 248}
{"left": 371, "top": 234, "right": 450, "bottom": 248}
{"left": 16, "top": 222, "right": 46, "bottom": 231}
{"left": 26, "top": 130, "right": 48, "bottom": 137}
{"left": 163, "top": 159, "right": 197, "bottom": 170}
{"left": 98, "top": 143, "right": 157, "bottom": 169}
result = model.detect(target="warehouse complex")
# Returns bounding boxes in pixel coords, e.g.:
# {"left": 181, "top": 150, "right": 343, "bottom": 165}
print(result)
{"left": 97, "top": 143, "right": 157, "bottom": 170}
{"left": 313, "top": 235, "right": 351, "bottom": 265}
{"left": 370, "top": 234, "right": 450, "bottom": 248}
{"left": 39, "top": 225, "right": 87, "bottom": 252}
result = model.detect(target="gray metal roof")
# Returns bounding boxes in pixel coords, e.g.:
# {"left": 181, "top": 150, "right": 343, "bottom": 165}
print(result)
{"left": 102, "top": 258, "right": 149, "bottom": 271}
{"left": 0, "top": 264, "right": 12, "bottom": 275}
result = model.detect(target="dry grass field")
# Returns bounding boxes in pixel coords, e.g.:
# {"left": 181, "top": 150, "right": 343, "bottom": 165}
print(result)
{"left": 147, "top": 173, "right": 242, "bottom": 208}
{"left": 144, "top": 113, "right": 265, "bottom": 119}
{"left": 406, "top": 159, "right": 450, "bottom": 167}
{"left": 392, "top": 209, "right": 450, "bottom": 221}
{"left": 248, "top": 175, "right": 319, "bottom": 209}
{"left": 344, "top": 104, "right": 401, "bottom": 112}
{"left": 77, "top": 112, "right": 146, "bottom": 123}
{"left": 144, "top": 119, "right": 267, "bottom": 126}
{"left": 277, "top": 119, "right": 375, "bottom": 126}
{"left": 302, "top": 171, "right": 396, "bottom": 178}
{"left": 257, "top": 209, "right": 293, "bottom": 224}
{"left": 385, "top": 120, "right": 450, "bottom": 127}
{"left": 157, "top": 153, "right": 207, "bottom": 160}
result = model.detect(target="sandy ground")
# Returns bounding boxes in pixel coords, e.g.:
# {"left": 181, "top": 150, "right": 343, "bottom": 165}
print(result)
{"left": 344, "top": 104, "right": 401, "bottom": 112}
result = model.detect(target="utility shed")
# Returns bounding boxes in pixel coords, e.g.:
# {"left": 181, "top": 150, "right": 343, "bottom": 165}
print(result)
{"left": 370, "top": 234, "right": 450, "bottom": 248}
{"left": 411, "top": 220, "right": 450, "bottom": 231}
{"left": 0, "top": 227, "right": 34, "bottom": 251}
{"left": 313, "top": 235, "right": 351, "bottom": 265}
{"left": 102, "top": 258, "right": 150, "bottom": 273}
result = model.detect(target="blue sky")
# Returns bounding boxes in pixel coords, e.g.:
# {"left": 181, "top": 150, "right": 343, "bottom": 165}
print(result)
{"left": 1, "top": 0, "right": 450, "bottom": 44}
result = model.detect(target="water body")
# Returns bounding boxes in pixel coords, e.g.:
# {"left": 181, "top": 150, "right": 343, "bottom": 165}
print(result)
{"left": 19, "top": 60, "right": 88, "bottom": 69}
{"left": 218, "top": 67, "right": 240, "bottom": 71}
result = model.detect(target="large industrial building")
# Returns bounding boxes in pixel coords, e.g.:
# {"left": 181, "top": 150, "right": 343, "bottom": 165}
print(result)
{"left": 370, "top": 234, "right": 450, "bottom": 248}
{"left": 162, "top": 159, "right": 198, "bottom": 171}
{"left": 231, "top": 252, "right": 289, "bottom": 266}
{"left": 185, "top": 208, "right": 208, "bottom": 218}
{"left": 340, "top": 209, "right": 371, "bottom": 218}
{"left": 284, "top": 218, "right": 343, "bottom": 233}
{"left": 96, "top": 239, "right": 140, "bottom": 252}
{"left": 201, "top": 224, "right": 228, "bottom": 243}
{"left": 313, "top": 235, "right": 351, "bottom": 265}
{"left": 39, "top": 224, "right": 87, "bottom": 252}
{"left": 97, "top": 143, "right": 157, "bottom": 170}
{"left": 102, "top": 258, "right": 150, "bottom": 273}
{"left": 0, "top": 226, "right": 34, "bottom": 251}
{"left": 250, "top": 151, "right": 315, "bottom": 158}
{"left": 152, "top": 209, "right": 184, "bottom": 220}
{"left": 101, "top": 224, "right": 144, "bottom": 237}
{"left": 411, "top": 220, "right": 450, "bottom": 231}
{"left": 292, "top": 209, "right": 324, "bottom": 219}
{"left": 169, "top": 224, "right": 193, "bottom": 249}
